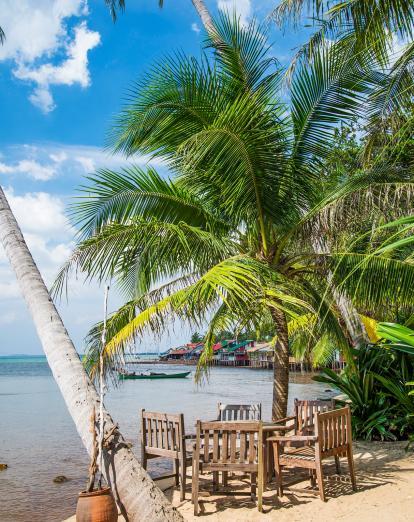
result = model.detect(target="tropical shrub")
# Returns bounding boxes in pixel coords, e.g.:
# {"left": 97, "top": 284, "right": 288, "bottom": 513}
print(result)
{"left": 314, "top": 344, "right": 414, "bottom": 441}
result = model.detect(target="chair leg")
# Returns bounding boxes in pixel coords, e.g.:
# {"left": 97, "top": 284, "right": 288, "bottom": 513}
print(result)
{"left": 257, "top": 466, "right": 264, "bottom": 512}
{"left": 315, "top": 460, "right": 326, "bottom": 502}
{"left": 266, "top": 441, "right": 274, "bottom": 484}
{"left": 347, "top": 446, "right": 357, "bottom": 491}
{"left": 222, "top": 471, "right": 228, "bottom": 487}
{"left": 335, "top": 456, "right": 341, "bottom": 475}
{"left": 250, "top": 472, "right": 257, "bottom": 501}
{"left": 179, "top": 459, "right": 186, "bottom": 502}
{"left": 193, "top": 458, "right": 199, "bottom": 515}
{"left": 309, "top": 469, "right": 316, "bottom": 487}
{"left": 174, "top": 458, "right": 179, "bottom": 486}
{"left": 213, "top": 471, "right": 219, "bottom": 492}
{"left": 272, "top": 442, "right": 283, "bottom": 496}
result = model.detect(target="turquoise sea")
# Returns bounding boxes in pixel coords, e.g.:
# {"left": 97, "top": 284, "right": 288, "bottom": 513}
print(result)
{"left": 0, "top": 355, "right": 329, "bottom": 521}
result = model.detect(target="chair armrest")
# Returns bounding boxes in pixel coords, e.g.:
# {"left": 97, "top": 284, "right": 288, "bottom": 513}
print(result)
{"left": 267, "top": 435, "right": 318, "bottom": 443}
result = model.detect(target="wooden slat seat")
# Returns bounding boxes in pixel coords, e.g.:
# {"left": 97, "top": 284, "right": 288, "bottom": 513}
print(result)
{"left": 280, "top": 446, "right": 316, "bottom": 461}
{"left": 269, "top": 406, "right": 357, "bottom": 502}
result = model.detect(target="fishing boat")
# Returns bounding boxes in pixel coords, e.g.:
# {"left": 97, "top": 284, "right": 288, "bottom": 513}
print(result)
{"left": 118, "top": 370, "right": 191, "bottom": 380}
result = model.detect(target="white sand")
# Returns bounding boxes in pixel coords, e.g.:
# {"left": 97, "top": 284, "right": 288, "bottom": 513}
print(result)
{"left": 64, "top": 441, "right": 414, "bottom": 521}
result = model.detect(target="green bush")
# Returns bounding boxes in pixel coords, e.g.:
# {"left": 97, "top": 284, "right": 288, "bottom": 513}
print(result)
{"left": 313, "top": 345, "right": 414, "bottom": 441}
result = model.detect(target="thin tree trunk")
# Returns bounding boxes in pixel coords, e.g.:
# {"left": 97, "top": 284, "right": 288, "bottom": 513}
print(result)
{"left": 191, "top": 0, "right": 215, "bottom": 33}
{"left": 0, "top": 186, "right": 182, "bottom": 522}
{"left": 271, "top": 308, "right": 289, "bottom": 421}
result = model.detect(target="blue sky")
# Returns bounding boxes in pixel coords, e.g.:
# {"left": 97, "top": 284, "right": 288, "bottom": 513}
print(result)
{"left": 0, "top": 0, "right": 309, "bottom": 355}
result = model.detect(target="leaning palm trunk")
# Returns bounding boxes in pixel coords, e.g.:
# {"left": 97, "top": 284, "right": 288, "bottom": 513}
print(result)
{"left": 0, "top": 186, "right": 182, "bottom": 522}
{"left": 271, "top": 308, "right": 290, "bottom": 420}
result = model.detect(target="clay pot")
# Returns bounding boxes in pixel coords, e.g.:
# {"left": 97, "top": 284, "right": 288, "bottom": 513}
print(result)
{"left": 76, "top": 487, "right": 118, "bottom": 522}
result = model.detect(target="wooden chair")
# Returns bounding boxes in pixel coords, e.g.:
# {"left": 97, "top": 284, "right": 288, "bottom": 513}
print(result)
{"left": 294, "top": 399, "right": 335, "bottom": 436}
{"left": 269, "top": 406, "right": 357, "bottom": 502}
{"left": 140, "top": 409, "right": 193, "bottom": 501}
{"left": 217, "top": 402, "right": 262, "bottom": 421}
{"left": 216, "top": 403, "right": 262, "bottom": 486}
{"left": 192, "top": 420, "right": 264, "bottom": 515}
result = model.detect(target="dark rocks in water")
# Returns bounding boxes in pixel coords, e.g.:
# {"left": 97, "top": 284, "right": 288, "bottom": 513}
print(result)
{"left": 0, "top": 463, "right": 8, "bottom": 471}
{"left": 53, "top": 475, "right": 69, "bottom": 483}
{"left": 324, "top": 389, "right": 332, "bottom": 393}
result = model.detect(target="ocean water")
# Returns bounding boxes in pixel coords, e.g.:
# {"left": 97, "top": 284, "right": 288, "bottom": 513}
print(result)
{"left": 0, "top": 356, "right": 329, "bottom": 522}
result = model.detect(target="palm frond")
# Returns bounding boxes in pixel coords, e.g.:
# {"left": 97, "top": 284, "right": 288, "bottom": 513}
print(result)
{"left": 104, "top": 0, "right": 126, "bottom": 21}
{"left": 272, "top": 0, "right": 414, "bottom": 68}
{"left": 52, "top": 218, "right": 236, "bottom": 299}
{"left": 290, "top": 40, "right": 375, "bottom": 173}
{"left": 71, "top": 166, "right": 230, "bottom": 239}
{"left": 333, "top": 252, "right": 414, "bottom": 311}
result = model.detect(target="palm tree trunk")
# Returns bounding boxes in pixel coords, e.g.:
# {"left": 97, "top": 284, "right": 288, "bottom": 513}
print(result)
{"left": 0, "top": 186, "right": 182, "bottom": 522}
{"left": 271, "top": 308, "right": 289, "bottom": 420}
{"left": 191, "top": 0, "right": 215, "bottom": 33}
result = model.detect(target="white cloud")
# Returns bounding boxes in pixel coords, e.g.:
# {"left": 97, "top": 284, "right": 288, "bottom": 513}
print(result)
{"left": 0, "top": 143, "right": 167, "bottom": 184}
{"left": 49, "top": 151, "right": 68, "bottom": 163}
{"left": 5, "top": 189, "right": 73, "bottom": 240}
{"left": 0, "top": 162, "right": 14, "bottom": 174}
{"left": 0, "top": 189, "right": 74, "bottom": 307}
{"left": 0, "top": 1, "right": 99, "bottom": 112}
{"left": 75, "top": 155, "right": 96, "bottom": 172}
{"left": 191, "top": 23, "right": 201, "bottom": 34}
{"left": 0, "top": 159, "right": 57, "bottom": 180}
{"left": 29, "top": 87, "right": 56, "bottom": 113}
{"left": 218, "top": 0, "right": 252, "bottom": 26}
{"left": 0, "top": 0, "right": 87, "bottom": 62}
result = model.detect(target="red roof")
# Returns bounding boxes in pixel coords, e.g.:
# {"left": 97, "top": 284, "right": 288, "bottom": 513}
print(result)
{"left": 186, "top": 343, "right": 203, "bottom": 349}
{"left": 213, "top": 343, "right": 222, "bottom": 352}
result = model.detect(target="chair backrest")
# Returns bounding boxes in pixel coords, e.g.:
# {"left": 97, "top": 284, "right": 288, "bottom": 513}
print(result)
{"left": 217, "top": 402, "right": 262, "bottom": 421}
{"left": 194, "top": 420, "right": 263, "bottom": 472}
{"left": 316, "top": 406, "right": 352, "bottom": 455}
{"left": 141, "top": 409, "right": 185, "bottom": 457}
{"left": 294, "top": 399, "right": 334, "bottom": 435}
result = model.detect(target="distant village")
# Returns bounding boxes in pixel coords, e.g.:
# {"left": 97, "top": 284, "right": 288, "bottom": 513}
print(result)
{"left": 160, "top": 338, "right": 345, "bottom": 371}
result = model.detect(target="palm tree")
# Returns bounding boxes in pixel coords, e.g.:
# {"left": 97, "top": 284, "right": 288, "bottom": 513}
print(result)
{"left": 55, "top": 16, "right": 414, "bottom": 420}
{"left": 0, "top": 188, "right": 182, "bottom": 520}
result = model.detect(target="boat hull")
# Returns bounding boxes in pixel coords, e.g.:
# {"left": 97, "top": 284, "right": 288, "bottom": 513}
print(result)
{"left": 119, "top": 371, "right": 191, "bottom": 380}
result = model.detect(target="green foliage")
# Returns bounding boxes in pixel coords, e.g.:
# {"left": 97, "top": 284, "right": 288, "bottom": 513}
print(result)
{"left": 56, "top": 15, "right": 414, "bottom": 385}
{"left": 190, "top": 332, "right": 203, "bottom": 343}
{"left": 314, "top": 344, "right": 414, "bottom": 441}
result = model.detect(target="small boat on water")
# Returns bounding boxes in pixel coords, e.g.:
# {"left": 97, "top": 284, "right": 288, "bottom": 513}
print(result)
{"left": 119, "top": 371, "right": 191, "bottom": 380}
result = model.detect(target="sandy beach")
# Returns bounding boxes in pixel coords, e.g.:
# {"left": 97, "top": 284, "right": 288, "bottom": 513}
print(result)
{"left": 64, "top": 441, "right": 414, "bottom": 521}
